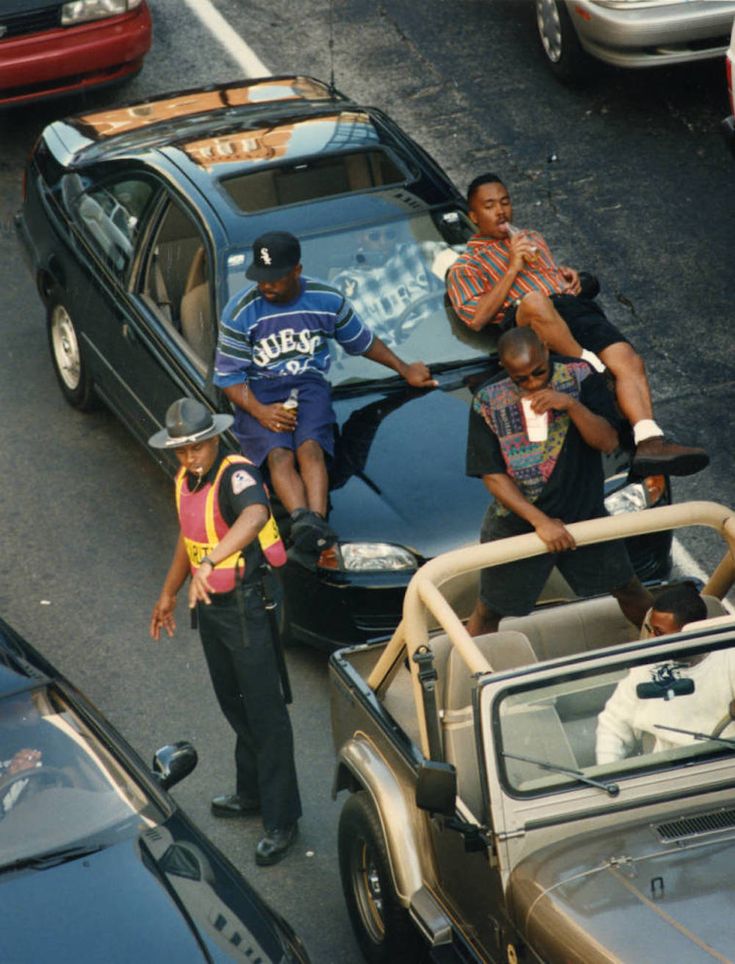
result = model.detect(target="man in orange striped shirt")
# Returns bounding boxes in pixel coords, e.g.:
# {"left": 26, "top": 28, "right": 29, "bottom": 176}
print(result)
{"left": 447, "top": 173, "right": 708, "bottom": 478}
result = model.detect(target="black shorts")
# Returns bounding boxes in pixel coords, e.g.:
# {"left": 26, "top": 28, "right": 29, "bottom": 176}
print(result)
{"left": 503, "top": 294, "right": 630, "bottom": 356}
{"left": 478, "top": 509, "right": 636, "bottom": 617}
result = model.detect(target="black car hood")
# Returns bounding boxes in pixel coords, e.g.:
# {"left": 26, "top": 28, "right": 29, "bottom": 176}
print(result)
{"left": 0, "top": 822, "right": 287, "bottom": 963}
{"left": 0, "top": 0, "right": 56, "bottom": 13}
{"left": 510, "top": 816, "right": 735, "bottom": 962}
{"left": 328, "top": 376, "right": 489, "bottom": 559}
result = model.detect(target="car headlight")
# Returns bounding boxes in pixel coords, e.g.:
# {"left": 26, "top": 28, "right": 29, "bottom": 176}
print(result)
{"left": 605, "top": 475, "right": 666, "bottom": 515}
{"left": 318, "top": 543, "right": 418, "bottom": 572}
{"left": 61, "top": 0, "right": 142, "bottom": 25}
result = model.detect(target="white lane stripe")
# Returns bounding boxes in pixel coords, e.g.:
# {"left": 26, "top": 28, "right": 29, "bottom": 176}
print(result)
{"left": 180, "top": 0, "right": 271, "bottom": 78}
{"left": 672, "top": 536, "right": 734, "bottom": 612}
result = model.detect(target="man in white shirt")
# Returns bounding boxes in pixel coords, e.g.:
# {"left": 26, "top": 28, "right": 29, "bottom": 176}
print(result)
{"left": 596, "top": 584, "right": 735, "bottom": 763}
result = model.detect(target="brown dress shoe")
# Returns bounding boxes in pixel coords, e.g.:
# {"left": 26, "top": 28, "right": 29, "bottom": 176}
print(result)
{"left": 632, "top": 436, "right": 709, "bottom": 478}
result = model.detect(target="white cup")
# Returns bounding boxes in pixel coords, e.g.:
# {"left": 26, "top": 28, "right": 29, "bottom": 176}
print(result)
{"left": 521, "top": 396, "right": 548, "bottom": 442}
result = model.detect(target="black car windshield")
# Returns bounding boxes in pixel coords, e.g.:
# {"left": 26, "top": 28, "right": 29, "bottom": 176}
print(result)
{"left": 0, "top": 687, "right": 160, "bottom": 866}
{"left": 225, "top": 209, "right": 497, "bottom": 387}
{"left": 494, "top": 638, "right": 735, "bottom": 796}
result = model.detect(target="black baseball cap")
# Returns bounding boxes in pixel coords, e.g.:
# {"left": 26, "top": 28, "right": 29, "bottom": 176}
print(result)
{"left": 246, "top": 231, "right": 301, "bottom": 281}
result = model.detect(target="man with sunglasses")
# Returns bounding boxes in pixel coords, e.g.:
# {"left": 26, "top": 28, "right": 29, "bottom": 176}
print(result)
{"left": 466, "top": 327, "right": 653, "bottom": 636}
{"left": 448, "top": 172, "right": 708, "bottom": 480}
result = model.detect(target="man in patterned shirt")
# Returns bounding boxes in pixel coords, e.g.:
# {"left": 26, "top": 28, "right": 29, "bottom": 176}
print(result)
{"left": 465, "top": 327, "right": 653, "bottom": 636}
{"left": 449, "top": 173, "right": 708, "bottom": 480}
{"left": 214, "top": 231, "right": 436, "bottom": 553}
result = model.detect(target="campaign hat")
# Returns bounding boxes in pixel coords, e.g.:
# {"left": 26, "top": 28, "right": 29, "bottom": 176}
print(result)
{"left": 246, "top": 231, "right": 301, "bottom": 281}
{"left": 148, "top": 398, "right": 233, "bottom": 449}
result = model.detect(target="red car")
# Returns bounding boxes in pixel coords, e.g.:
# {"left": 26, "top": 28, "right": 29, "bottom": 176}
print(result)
{"left": 0, "top": 0, "right": 151, "bottom": 108}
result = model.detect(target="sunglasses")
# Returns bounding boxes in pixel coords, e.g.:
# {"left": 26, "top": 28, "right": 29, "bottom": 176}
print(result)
{"left": 509, "top": 363, "right": 549, "bottom": 386}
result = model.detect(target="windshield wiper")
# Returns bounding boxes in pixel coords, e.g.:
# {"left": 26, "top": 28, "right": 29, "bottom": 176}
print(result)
{"left": 502, "top": 750, "right": 620, "bottom": 797}
{"left": 654, "top": 724, "right": 735, "bottom": 748}
{"left": 0, "top": 843, "right": 104, "bottom": 874}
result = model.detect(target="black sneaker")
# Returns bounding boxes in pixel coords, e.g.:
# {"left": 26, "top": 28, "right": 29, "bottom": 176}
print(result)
{"left": 290, "top": 510, "right": 337, "bottom": 553}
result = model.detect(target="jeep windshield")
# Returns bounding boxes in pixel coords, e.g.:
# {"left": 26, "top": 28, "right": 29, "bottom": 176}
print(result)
{"left": 493, "top": 638, "right": 735, "bottom": 796}
{"left": 226, "top": 208, "right": 498, "bottom": 386}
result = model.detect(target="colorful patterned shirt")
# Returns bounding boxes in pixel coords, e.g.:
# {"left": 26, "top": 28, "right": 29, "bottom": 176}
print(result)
{"left": 447, "top": 232, "right": 569, "bottom": 326}
{"left": 214, "top": 277, "right": 373, "bottom": 387}
{"left": 466, "top": 357, "right": 620, "bottom": 523}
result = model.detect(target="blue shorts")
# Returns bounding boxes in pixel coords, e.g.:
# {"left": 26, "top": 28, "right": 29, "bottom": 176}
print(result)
{"left": 232, "top": 375, "right": 336, "bottom": 466}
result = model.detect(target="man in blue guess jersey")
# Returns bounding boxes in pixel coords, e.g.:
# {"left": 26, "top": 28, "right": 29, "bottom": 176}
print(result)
{"left": 214, "top": 231, "right": 437, "bottom": 554}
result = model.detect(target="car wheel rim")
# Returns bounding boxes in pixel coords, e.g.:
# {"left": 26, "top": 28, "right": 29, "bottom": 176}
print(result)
{"left": 351, "top": 838, "right": 385, "bottom": 943}
{"left": 51, "top": 305, "right": 81, "bottom": 391}
{"left": 536, "top": 0, "right": 562, "bottom": 64}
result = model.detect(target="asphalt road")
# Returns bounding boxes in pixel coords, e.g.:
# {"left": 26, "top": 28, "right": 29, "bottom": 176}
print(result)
{"left": 1, "top": 1, "right": 734, "bottom": 960}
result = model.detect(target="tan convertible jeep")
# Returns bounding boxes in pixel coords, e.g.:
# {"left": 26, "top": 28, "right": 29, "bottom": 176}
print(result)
{"left": 330, "top": 501, "right": 735, "bottom": 963}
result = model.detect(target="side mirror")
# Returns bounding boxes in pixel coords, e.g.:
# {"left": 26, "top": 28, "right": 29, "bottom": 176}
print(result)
{"left": 152, "top": 741, "right": 198, "bottom": 790}
{"left": 416, "top": 760, "right": 456, "bottom": 817}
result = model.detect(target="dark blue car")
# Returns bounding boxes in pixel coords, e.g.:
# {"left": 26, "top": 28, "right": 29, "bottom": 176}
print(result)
{"left": 15, "top": 74, "right": 671, "bottom": 648}
{"left": 0, "top": 616, "right": 309, "bottom": 962}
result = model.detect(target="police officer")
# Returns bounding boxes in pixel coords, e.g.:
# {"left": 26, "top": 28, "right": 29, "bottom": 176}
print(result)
{"left": 149, "top": 398, "right": 301, "bottom": 866}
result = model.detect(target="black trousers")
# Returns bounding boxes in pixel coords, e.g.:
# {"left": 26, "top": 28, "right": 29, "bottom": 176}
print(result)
{"left": 196, "top": 582, "right": 302, "bottom": 831}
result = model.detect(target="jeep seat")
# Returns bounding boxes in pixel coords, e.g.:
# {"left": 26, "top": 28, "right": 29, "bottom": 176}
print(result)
{"left": 442, "top": 631, "right": 537, "bottom": 819}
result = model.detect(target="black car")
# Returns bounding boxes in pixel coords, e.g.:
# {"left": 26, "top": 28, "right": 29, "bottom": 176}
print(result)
{"left": 0, "top": 615, "right": 309, "bottom": 962}
{"left": 15, "top": 74, "right": 671, "bottom": 648}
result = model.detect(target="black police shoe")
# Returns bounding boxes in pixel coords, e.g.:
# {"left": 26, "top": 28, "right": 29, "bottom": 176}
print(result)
{"left": 255, "top": 824, "right": 298, "bottom": 866}
{"left": 211, "top": 793, "right": 260, "bottom": 817}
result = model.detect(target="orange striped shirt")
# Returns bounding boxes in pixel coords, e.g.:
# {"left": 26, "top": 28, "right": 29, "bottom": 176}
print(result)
{"left": 447, "top": 231, "right": 569, "bottom": 326}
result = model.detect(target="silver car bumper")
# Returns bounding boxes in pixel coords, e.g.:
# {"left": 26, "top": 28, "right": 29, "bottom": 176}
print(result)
{"left": 569, "top": 0, "right": 735, "bottom": 68}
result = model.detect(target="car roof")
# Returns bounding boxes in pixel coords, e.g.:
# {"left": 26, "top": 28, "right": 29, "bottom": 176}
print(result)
{"left": 45, "top": 75, "right": 461, "bottom": 217}
{"left": 56, "top": 75, "right": 349, "bottom": 161}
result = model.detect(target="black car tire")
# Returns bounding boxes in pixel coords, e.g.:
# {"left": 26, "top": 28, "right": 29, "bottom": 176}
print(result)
{"left": 535, "top": 0, "right": 593, "bottom": 82}
{"left": 338, "top": 791, "right": 426, "bottom": 964}
{"left": 47, "top": 297, "right": 98, "bottom": 411}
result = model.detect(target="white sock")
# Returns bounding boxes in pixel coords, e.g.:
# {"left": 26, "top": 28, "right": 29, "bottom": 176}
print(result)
{"left": 580, "top": 349, "right": 606, "bottom": 373}
{"left": 633, "top": 420, "right": 664, "bottom": 445}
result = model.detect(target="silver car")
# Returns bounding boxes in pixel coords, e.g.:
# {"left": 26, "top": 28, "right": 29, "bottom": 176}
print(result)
{"left": 536, "top": 0, "right": 735, "bottom": 81}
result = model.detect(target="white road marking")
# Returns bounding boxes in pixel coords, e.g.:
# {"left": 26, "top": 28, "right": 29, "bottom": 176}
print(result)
{"left": 179, "top": 0, "right": 271, "bottom": 77}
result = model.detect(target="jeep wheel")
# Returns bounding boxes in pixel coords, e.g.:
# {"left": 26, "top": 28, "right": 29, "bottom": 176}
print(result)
{"left": 338, "top": 791, "right": 425, "bottom": 963}
{"left": 47, "top": 298, "right": 97, "bottom": 411}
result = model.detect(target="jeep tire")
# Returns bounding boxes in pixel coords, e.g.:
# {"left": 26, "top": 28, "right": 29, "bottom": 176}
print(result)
{"left": 338, "top": 790, "right": 426, "bottom": 963}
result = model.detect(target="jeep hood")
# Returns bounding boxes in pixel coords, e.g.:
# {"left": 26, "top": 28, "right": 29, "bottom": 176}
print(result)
{"left": 509, "top": 817, "right": 735, "bottom": 963}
